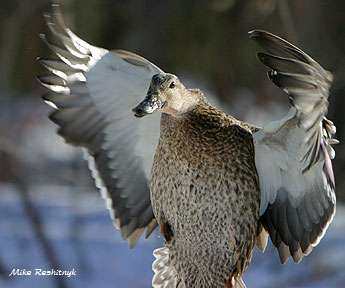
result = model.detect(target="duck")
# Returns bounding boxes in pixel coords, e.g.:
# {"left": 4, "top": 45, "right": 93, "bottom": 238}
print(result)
{"left": 38, "top": 5, "right": 337, "bottom": 288}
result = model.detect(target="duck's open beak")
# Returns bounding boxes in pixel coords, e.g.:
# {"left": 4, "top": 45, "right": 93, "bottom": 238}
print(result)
{"left": 132, "top": 92, "right": 164, "bottom": 118}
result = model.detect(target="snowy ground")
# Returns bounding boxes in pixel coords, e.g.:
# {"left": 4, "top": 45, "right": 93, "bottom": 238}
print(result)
{"left": 0, "top": 184, "right": 344, "bottom": 288}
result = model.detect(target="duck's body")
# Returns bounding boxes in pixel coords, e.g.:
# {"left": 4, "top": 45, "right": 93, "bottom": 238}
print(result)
{"left": 151, "top": 95, "right": 260, "bottom": 286}
{"left": 39, "top": 7, "right": 337, "bottom": 288}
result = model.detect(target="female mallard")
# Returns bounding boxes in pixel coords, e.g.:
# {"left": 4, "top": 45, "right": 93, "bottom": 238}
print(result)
{"left": 38, "top": 5, "right": 337, "bottom": 288}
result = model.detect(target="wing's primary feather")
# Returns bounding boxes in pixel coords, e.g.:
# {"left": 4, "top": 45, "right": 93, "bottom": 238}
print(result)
{"left": 38, "top": 4, "right": 162, "bottom": 248}
{"left": 250, "top": 30, "right": 337, "bottom": 263}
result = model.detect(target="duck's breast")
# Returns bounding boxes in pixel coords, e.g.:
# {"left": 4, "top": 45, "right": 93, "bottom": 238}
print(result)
{"left": 150, "top": 112, "right": 260, "bottom": 285}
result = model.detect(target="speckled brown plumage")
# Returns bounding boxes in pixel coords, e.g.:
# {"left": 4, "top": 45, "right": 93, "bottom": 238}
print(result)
{"left": 150, "top": 91, "right": 260, "bottom": 287}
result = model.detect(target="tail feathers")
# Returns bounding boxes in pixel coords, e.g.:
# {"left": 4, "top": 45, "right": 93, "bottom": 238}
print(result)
{"left": 255, "top": 222, "right": 269, "bottom": 253}
{"left": 227, "top": 276, "right": 247, "bottom": 288}
{"left": 235, "top": 277, "right": 247, "bottom": 288}
{"left": 152, "top": 247, "right": 185, "bottom": 288}
{"left": 152, "top": 246, "right": 246, "bottom": 288}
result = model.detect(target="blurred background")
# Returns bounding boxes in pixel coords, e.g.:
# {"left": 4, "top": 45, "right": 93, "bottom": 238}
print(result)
{"left": 0, "top": 0, "right": 345, "bottom": 287}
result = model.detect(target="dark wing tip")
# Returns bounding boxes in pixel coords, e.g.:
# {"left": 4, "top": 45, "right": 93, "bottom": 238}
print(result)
{"left": 256, "top": 51, "right": 266, "bottom": 61}
{"left": 248, "top": 29, "right": 268, "bottom": 38}
{"left": 43, "top": 12, "right": 51, "bottom": 19}
{"left": 52, "top": 2, "right": 61, "bottom": 8}
{"left": 37, "top": 58, "right": 53, "bottom": 68}
{"left": 248, "top": 30, "right": 280, "bottom": 45}
{"left": 36, "top": 75, "right": 46, "bottom": 84}
{"left": 256, "top": 52, "right": 273, "bottom": 69}
{"left": 248, "top": 29, "right": 283, "bottom": 44}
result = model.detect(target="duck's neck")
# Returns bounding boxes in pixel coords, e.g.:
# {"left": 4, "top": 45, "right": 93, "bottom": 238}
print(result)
{"left": 164, "top": 88, "right": 208, "bottom": 116}
{"left": 159, "top": 96, "right": 239, "bottom": 142}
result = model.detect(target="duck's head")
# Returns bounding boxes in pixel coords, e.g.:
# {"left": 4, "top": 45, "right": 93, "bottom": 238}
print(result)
{"left": 132, "top": 73, "right": 197, "bottom": 118}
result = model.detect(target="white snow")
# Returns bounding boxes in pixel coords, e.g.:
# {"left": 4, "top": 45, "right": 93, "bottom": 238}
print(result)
{"left": 0, "top": 184, "right": 343, "bottom": 288}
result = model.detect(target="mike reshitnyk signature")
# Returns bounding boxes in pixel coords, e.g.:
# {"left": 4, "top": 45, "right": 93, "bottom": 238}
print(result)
{"left": 9, "top": 268, "right": 76, "bottom": 278}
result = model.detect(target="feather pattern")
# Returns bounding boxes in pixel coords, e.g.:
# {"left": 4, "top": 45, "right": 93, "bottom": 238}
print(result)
{"left": 152, "top": 247, "right": 185, "bottom": 288}
{"left": 38, "top": 4, "right": 162, "bottom": 248}
{"left": 250, "top": 30, "right": 337, "bottom": 263}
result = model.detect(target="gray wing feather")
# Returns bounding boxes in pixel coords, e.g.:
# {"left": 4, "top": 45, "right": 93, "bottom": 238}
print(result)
{"left": 250, "top": 30, "right": 337, "bottom": 263}
{"left": 38, "top": 5, "right": 161, "bottom": 248}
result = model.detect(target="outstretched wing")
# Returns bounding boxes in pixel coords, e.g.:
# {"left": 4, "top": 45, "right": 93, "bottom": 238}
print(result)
{"left": 250, "top": 30, "right": 337, "bottom": 263}
{"left": 38, "top": 5, "right": 162, "bottom": 248}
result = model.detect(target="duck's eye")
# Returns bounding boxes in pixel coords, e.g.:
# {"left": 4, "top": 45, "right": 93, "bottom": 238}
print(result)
{"left": 169, "top": 82, "right": 176, "bottom": 89}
